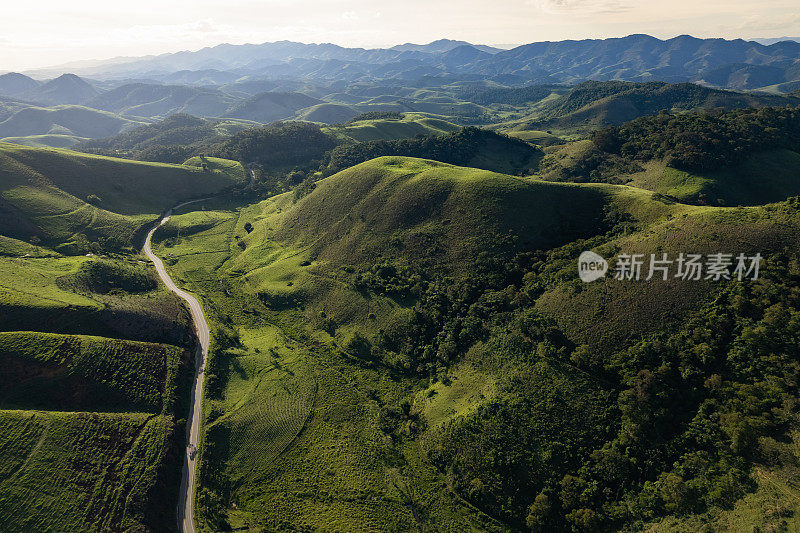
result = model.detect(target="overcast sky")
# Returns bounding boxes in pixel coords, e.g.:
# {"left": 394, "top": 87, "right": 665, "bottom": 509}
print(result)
{"left": 2, "top": 0, "right": 800, "bottom": 71}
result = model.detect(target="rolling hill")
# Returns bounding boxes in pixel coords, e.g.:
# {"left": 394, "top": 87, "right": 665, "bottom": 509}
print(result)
{"left": 0, "top": 105, "right": 146, "bottom": 140}
{"left": 500, "top": 80, "right": 800, "bottom": 134}
{"left": 0, "top": 142, "right": 245, "bottom": 250}
{"left": 150, "top": 153, "right": 800, "bottom": 531}
{"left": 85, "top": 82, "right": 238, "bottom": 118}
{"left": 0, "top": 138, "right": 239, "bottom": 530}
{"left": 294, "top": 102, "right": 359, "bottom": 124}
{"left": 323, "top": 112, "right": 461, "bottom": 142}
{"left": 223, "top": 91, "right": 322, "bottom": 122}
{"left": 26, "top": 73, "right": 100, "bottom": 105}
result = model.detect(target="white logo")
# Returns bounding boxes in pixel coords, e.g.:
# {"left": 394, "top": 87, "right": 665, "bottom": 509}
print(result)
{"left": 578, "top": 251, "right": 608, "bottom": 282}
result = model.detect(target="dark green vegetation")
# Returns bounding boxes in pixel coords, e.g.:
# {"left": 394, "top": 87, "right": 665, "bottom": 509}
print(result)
{"left": 498, "top": 81, "right": 800, "bottom": 135}
{"left": 0, "top": 143, "right": 248, "bottom": 531}
{"left": 76, "top": 113, "right": 251, "bottom": 163}
{"left": 323, "top": 127, "right": 541, "bottom": 175}
{"left": 540, "top": 105, "right": 800, "bottom": 206}
{"left": 148, "top": 135, "right": 800, "bottom": 531}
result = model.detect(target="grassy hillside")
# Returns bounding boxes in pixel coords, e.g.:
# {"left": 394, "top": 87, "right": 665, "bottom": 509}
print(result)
{"left": 294, "top": 102, "right": 359, "bottom": 124}
{"left": 323, "top": 112, "right": 461, "bottom": 142}
{"left": 0, "top": 331, "right": 184, "bottom": 412}
{"left": 0, "top": 105, "right": 146, "bottom": 140}
{"left": 0, "top": 143, "right": 245, "bottom": 250}
{"left": 324, "top": 127, "right": 542, "bottom": 176}
{"left": 1, "top": 134, "right": 89, "bottom": 149}
{"left": 0, "top": 411, "right": 180, "bottom": 532}
{"left": 268, "top": 157, "right": 606, "bottom": 272}
{"left": 0, "top": 141, "right": 204, "bottom": 530}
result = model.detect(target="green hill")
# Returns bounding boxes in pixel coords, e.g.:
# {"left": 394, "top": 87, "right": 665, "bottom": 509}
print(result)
{"left": 323, "top": 112, "right": 461, "bottom": 142}
{"left": 0, "top": 142, "right": 244, "bottom": 232}
{"left": 0, "top": 331, "right": 184, "bottom": 412}
{"left": 503, "top": 80, "right": 800, "bottom": 134}
{"left": 0, "top": 134, "right": 89, "bottom": 149}
{"left": 223, "top": 91, "right": 322, "bottom": 123}
{"left": 324, "top": 127, "right": 542, "bottom": 176}
{"left": 0, "top": 105, "right": 145, "bottom": 140}
{"left": 74, "top": 113, "right": 254, "bottom": 163}
{"left": 267, "top": 157, "right": 607, "bottom": 272}
{"left": 149, "top": 152, "right": 800, "bottom": 531}
{"left": 538, "top": 104, "right": 800, "bottom": 206}
{"left": 294, "top": 102, "right": 359, "bottom": 124}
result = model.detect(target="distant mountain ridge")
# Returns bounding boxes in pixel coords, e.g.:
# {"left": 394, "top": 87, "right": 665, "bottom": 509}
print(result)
{"left": 21, "top": 35, "right": 800, "bottom": 93}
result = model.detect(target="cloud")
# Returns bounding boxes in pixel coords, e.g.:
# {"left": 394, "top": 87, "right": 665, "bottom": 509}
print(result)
{"left": 532, "top": 0, "right": 631, "bottom": 15}
{"left": 728, "top": 13, "right": 800, "bottom": 33}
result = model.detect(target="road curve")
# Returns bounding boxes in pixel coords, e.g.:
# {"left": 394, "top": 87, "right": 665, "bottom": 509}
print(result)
{"left": 143, "top": 199, "right": 210, "bottom": 533}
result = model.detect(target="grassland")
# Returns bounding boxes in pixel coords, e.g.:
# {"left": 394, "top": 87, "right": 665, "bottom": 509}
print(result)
{"left": 628, "top": 149, "right": 800, "bottom": 206}
{"left": 0, "top": 411, "right": 179, "bottom": 532}
{"left": 0, "top": 142, "right": 245, "bottom": 215}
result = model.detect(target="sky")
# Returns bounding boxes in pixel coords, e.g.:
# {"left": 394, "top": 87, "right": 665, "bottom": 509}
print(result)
{"left": 2, "top": 0, "right": 800, "bottom": 71}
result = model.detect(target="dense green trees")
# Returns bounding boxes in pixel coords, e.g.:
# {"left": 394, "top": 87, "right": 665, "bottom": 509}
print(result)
{"left": 324, "top": 126, "right": 536, "bottom": 175}
{"left": 210, "top": 121, "right": 336, "bottom": 167}
{"left": 593, "top": 105, "right": 800, "bottom": 172}
{"left": 422, "top": 245, "right": 800, "bottom": 531}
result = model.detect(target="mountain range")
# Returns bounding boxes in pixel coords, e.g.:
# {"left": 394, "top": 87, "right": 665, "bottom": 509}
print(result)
{"left": 14, "top": 35, "right": 800, "bottom": 93}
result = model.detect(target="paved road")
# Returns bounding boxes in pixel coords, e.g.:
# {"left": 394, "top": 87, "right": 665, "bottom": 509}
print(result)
{"left": 143, "top": 199, "right": 210, "bottom": 533}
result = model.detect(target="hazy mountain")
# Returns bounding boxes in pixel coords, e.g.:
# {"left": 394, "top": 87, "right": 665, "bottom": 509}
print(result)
{"left": 0, "top": 73, "right": 40, "bottom": 98}
{"left": 223, "top": 91, "right": 321, "bottom": 122}
{"left": 27, "top": 73, "right": 100, "bottom": 105}
{"left": 479, "top": 34, "right": 800, "bottom": 86}
{"left": 753, "top": 36, "right": 800, "bottom": 46}
{"left": 29, "top": 35, "right": 800, "bottom": 92}
{"left": 85, "top": 83, "right": 237, "bottom": 117}
{"left": 390, "top": 38, "right": 501, "bottom": 54}
{"left": 156, "top": 69, "right": 242, "bottom": 86}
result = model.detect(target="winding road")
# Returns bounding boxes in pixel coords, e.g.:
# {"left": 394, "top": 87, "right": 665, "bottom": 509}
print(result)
{"left": 143, "top": 199, "right": 210, "bottom": 533}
